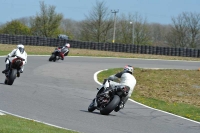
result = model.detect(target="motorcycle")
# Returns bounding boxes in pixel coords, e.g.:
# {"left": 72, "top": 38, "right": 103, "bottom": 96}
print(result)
{"left": 49, "top": 47, "right": 69, "bottom": 62}
{"left": 4, "top": 55, "right": 25, "bottom": 85}
{"left": 88, "top": 79, "right": 130, "bottom": 115}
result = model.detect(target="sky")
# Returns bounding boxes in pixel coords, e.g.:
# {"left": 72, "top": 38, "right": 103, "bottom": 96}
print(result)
{"left": 0, "top": 0, "right": 200, "bottom": 25}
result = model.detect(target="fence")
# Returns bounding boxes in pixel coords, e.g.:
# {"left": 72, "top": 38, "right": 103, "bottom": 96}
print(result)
{"left": 0, "top": 34, "right": 200, "bottom": 58}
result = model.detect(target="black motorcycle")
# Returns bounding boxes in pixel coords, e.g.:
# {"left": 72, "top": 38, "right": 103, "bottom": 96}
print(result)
{"left": 88, "top": 79, "right": 130, "bottom": 115}
{"left": 4, "top": 56, "right": 25, "bottom": 85}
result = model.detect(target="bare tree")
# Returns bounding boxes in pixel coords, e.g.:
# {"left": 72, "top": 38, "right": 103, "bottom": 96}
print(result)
{"left": 166, "top": 12, "right": 200, "bottom": 48}
{"left": 30, "top": 1, "right": 63, "bottom": 37}
{"left": 80, "top": 0, "right": 113, "bottom": 42}
{"left": 115, "top": 13, "right": 151, "bottom": 45}
{"left": 184, "top": 12, "right": 200, "bottom": 48}
{"left": 166, "top": 14, "right": 189, "bottom": 47}
{"left": 149, "top": 23, "right": 170, "bottom": 46}
{"left": 115, "top": 13, "right": 133, "bottom": 44}
{"left": 60, "top": 19, "right": 81, "bottom": 40}
{"left": 133, "top": 13, "right": 151, "bottom": 45}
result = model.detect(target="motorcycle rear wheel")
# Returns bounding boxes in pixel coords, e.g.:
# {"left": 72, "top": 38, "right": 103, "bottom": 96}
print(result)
{"left": 100, "top": 95, "right": 120, "bottom": 115}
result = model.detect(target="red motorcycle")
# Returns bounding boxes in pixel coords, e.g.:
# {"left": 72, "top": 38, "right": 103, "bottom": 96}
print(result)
{"left": 49, "top": 47, "right": 69, "bottom": 62}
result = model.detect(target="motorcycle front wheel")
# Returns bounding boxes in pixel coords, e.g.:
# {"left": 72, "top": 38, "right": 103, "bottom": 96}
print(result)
{"left": 7, "top": 69, "right": 17, "bottom": 85}
{"left": 88, "top": 99, "right": 96, "bottom": 112}
{"left": 100, "top": 95, "right": 120, "bottom": 115}
{"left": 49, "top": 54, "right": 55, "bottom": 61}
{"left": 4, "top": 78, "right": 8, "bottom": 84}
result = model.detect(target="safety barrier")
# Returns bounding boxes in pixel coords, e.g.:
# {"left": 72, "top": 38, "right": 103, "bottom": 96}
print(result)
{"left": 0, "top": 34, "right": 199, "bottom": 57}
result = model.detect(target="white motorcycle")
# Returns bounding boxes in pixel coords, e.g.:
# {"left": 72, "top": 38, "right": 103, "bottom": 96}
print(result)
{"left": 4, "top": 50, "right": 25, "bottom": 85}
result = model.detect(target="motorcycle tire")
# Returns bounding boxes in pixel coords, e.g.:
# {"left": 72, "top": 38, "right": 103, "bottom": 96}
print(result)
{"left": 49, "top": 56, "right": 52, "bottom": 61}
{"left": 4, "top": 79, "right": 8, "bottom": 84}
{"left": 7, "top": 69, "right": 17, "bottom": 85}
{"left": 88, "top": 100, "right": 96, "bottom": 112}
{"left": 52, "top": 54, "right": 56, "bottom": 62}
{"left": 49, "top": 54, "right": 55, "bottom": 61}
{"left": 100, "top": 95, "right": 120, "bottom": 115}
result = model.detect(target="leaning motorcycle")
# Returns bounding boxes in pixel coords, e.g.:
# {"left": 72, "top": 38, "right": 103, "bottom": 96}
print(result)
{"left": 4, "top": 55, "right": 25, "bottom": 85}
{"left": 49, "top": 48, "right": 62, "bottom": 62}
{"left": 49, "top": 47, "right": 69, "bottom": 62}
{"left": 88, "top": 79, "right": 130, "bottom": 115}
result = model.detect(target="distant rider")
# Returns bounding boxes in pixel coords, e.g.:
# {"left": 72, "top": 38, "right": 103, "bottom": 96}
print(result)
{"left": 92, "top": 65, "right": 137, "bottom": 112}
{"left": 2, "top": 44, "right": 27, "bottom": 76}
{"left": 56, "top": 43, "right": 70, "bottom": 60}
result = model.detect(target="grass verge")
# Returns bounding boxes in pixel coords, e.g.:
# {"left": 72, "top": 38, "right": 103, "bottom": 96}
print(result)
{"left": 98, "top": 68, "right": 200, "bottom": 122}
{"left": 1, "top": 44, "right": 200, "bottom": 61}
{"left": 0, "top": 114, "right": 78, "bottom": 133}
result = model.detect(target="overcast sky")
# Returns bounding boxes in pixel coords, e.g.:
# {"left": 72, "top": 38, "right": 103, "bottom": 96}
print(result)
{"left": 0, "top": 0, "right": 199, "bottom": 25}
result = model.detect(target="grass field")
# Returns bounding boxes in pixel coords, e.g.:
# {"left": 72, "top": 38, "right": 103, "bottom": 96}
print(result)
{"left": 0, "top": 44, "right": 200, "bottom": 132}
{"left": 98, "top": 68, "right": 200, "bottom": 122}
{"left": 1, "top": 44, "right": 200, "bottom": 61}
{"left": 0, "top": 115, "right": 78, "bottom": 133}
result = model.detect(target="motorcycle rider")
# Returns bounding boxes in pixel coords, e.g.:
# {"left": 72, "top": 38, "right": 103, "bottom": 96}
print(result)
{"left": 2, "top": 44, "right": 27, "bottom": 77}
{"left": 92, "top": 65, "right": 136, "bottom": 112}
{"left": 56, "top": 43, "right": 70, "bottom": 60}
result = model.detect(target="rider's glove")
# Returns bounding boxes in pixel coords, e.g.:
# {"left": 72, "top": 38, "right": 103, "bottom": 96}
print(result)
{"left": 5, "top": 57, "right": 8, "bottom": 62}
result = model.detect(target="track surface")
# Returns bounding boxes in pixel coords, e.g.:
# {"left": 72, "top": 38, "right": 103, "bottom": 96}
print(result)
{"left": 0, "top": 56, "right": 200, "bottom": 133}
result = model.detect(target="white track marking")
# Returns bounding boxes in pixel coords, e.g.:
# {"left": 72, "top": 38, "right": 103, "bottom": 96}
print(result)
{"left": 0, "top": 111, "right": 5, "bottom": 115}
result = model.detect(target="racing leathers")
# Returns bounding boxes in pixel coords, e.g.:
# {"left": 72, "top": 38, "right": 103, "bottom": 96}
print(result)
{"left": 2, "top": 48, "right": 27, "bottom": 74}
{"left": 93, "top": 70, "right": 136, "bottom": 112}
{"left": 57, "top": 46, "right": 69, "bottom": 60}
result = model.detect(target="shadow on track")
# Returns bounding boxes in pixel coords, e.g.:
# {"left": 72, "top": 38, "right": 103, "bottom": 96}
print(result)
{"left": 80, "top": 110, "right": 117, "bottom": 117}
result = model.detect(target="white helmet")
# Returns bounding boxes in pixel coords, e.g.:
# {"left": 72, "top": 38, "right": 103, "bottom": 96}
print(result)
{"left": 17, "top": 44, "right": 25, "bottom": 54}
{"left": 65, "top": 43, "right": 70, "bottom": 48}
{"left": 124, "top": 65, "right": 133, "bottom": 74}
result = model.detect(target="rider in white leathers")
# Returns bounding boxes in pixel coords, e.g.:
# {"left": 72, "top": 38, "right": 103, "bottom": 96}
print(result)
{"left": 93, "top": 65, "right": 137, "bottom": 112}
{"left": 2, "top": 44, "right": 27, "bottom": 76}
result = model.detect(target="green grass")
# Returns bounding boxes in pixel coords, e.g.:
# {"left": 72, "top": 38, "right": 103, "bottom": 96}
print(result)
{"left": 0, "top": 115, "right": 78, "bottom": 133}
{"left": 98, "top": 68, "right": 200, "bottom": 122}
{"left": 0, "top": 51, "right": 10, "bottom": 56}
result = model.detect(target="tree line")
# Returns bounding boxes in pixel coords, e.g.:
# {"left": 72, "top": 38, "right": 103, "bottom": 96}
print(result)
{"left": 0, "top": 1, "right": 200, "bottom": 49}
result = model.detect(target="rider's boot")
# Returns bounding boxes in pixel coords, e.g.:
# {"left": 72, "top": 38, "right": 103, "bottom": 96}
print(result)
{"left": 114, "top": 101, "right": 124, "bottom": 112}
{"left": 114, "top": 96, "right": 129, "bottom": 112}
{"left": 2, "top": 64, "right": 9, "bottom": 73}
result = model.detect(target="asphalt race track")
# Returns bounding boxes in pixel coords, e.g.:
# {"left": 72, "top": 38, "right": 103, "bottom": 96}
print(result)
{"left": 0, "top": 56, "right": 200, "bottom": 133}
